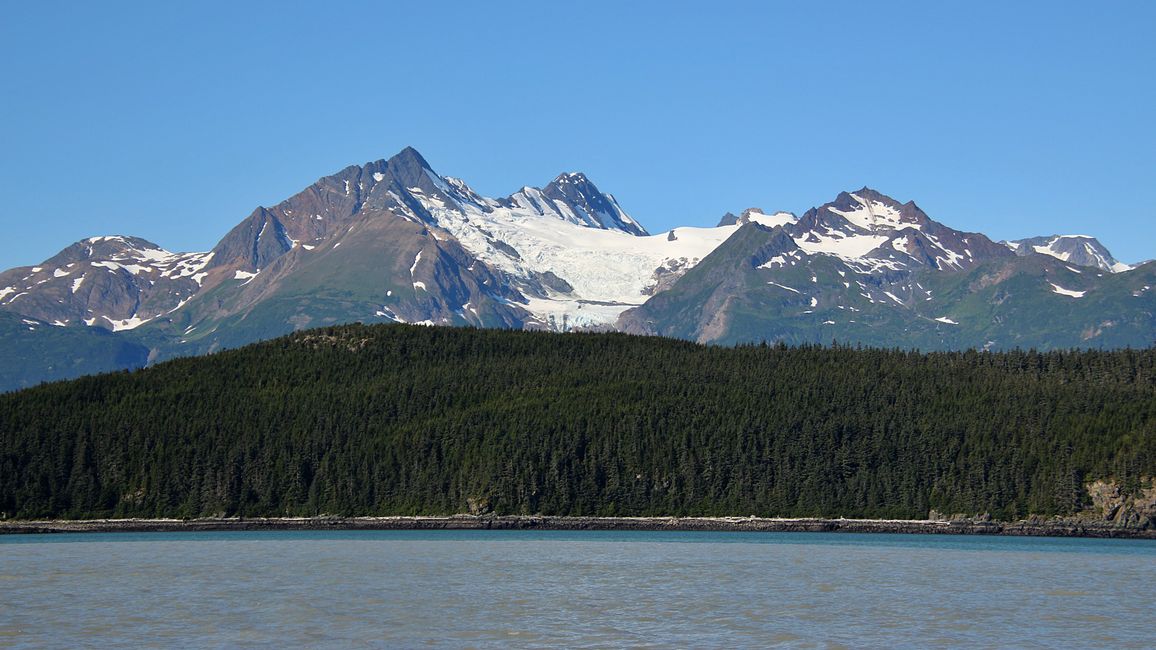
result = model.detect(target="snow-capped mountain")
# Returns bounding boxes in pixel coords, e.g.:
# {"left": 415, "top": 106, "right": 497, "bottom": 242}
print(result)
{"left": 777, "top": 189, "right": 1016, "bottom": 273}
{"left": 0, "top": 235, "right": 211, "bottom": 331}
{"left": 0, "top": 146, "right": 1152, "bottom": 391}
{"left": 1005, "top": 235, "right": 1132, "bottom": 273}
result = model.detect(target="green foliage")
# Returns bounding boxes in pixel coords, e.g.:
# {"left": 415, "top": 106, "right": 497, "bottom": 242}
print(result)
{"left": 1, "top": 324, "right": 1153, "bottom": 521}
{"left": 0, "top": 312, "right": 149, "bottom": 392}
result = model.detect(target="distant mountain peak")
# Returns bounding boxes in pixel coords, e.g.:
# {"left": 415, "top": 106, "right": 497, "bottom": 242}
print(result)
{"left": 390, "top": 145, "right": 433, "bottom": 169}
{"left": 717, "top": 208, "right": 796, "bottom": 228}
{"left": 1005, "top": 234, "right": 1132, "bottom": 272}
{"left": 813, "top": 188, "right": 930, "bottom": 235}
{"left": 537, "top": 172, "right": 647, "bottom": 236}
{"left": 716, "top": 212, "right": 741, "bottom": 227}
{"left": 552, "top": 171, "right": 590, "bottom": 184}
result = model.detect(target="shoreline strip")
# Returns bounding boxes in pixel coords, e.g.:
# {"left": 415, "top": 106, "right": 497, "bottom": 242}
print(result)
{"left": 1, "top": 516, "right": 1152, "bottom": 539}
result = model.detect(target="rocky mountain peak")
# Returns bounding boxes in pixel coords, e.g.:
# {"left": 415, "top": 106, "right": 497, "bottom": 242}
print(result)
{"left": 540, "top": 172, "right": 648, "bottom": 236}
{"left": 817, "top": 188, "right": 928, "bottom": 234}
{"left": 1005, "top": 235, "right": 1132, "bottom": 273}
{"left": 716, "top": 212, "right": 741, "bottom": 227}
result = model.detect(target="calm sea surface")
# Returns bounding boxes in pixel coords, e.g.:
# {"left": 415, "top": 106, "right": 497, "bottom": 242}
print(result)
{"left": 1, "top": 530, "right": 1153, "bottom": 648}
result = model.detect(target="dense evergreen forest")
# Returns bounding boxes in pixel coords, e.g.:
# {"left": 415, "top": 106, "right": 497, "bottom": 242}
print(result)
{"left": 1, "top": 324, "right": 1154, "bottom": 521}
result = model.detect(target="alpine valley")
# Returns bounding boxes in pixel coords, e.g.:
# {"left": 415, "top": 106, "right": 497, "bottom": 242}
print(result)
{"left": 1, "top": 146, "right": 1153, "bottom": 391}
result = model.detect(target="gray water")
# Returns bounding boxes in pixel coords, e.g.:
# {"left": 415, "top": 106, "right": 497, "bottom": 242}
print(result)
{"left": 1, "top": 531, "right": 1153, "bottom": 648}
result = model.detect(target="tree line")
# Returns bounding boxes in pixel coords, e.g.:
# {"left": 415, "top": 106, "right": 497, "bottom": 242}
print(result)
{"left": 1, "top": 324, "right": 1153, "bottom": 521}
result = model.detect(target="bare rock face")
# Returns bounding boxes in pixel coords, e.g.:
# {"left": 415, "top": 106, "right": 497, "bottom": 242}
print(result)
{"left": 1086, "top": 479, "right": 1156, "bottom": 528}
{"left": 466, "top": 496, "right": 493, "bottom": 516}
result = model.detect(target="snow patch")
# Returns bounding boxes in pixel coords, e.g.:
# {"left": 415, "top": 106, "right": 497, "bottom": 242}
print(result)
{"left": 102, "top": 315, "right": 151, "bottom": 331}
{"left": 234, "top": 270, "right": 259, "bottom": 284}
{"left": 1049, "top": 283, "right": 1086, "bottom": 298}
{"left": 747, "top": 210, "right": 797, "bottom": 229}
{"left": 795, "top": 230, "right": 889, "bottom": 260}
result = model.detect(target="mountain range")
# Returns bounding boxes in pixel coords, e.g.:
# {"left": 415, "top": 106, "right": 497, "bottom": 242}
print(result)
{"left": 1, "top": 146, "right": 1152, "bottom": 391}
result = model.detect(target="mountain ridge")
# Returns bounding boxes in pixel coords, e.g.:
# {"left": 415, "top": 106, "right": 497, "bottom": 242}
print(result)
{"left": 1, "top": 146, "right": 1151, "bottom": 390}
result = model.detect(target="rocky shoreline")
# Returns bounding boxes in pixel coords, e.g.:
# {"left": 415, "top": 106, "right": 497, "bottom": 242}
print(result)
{"left": 1, "top": 515, "right": 1153, "bottom": 539}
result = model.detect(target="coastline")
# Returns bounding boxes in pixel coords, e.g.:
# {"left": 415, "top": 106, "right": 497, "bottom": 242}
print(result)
{"left": 1, "top": 515, "right": 1153, "bottom": 539}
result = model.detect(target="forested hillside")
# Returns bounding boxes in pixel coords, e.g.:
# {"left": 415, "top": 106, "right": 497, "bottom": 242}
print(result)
{"left": 1, "top": 324, "right": 1153, "bottom": 521}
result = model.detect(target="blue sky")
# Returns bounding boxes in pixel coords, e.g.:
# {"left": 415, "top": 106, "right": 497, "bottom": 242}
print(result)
{"left": 2, "top": 2, "right": 1154, "bottom": 268}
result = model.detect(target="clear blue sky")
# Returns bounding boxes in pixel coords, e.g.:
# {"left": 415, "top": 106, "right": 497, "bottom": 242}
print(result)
{"left": 2, "top": 1, "right": 1154, "bottom": 268}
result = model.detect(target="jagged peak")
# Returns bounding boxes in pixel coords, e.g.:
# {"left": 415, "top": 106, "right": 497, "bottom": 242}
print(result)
{"left": 355, "top": 147, "right": 437, "bottom": 185}
{"left": 388, "top": 146, "right": 433, "bottom": 170}
{"left": 832, "top": 187, "right": 902, "bottom": 208}
{"left": 536, "top": 172, "right": 648, "bottom": 236}
{"left": 544, "top": 171, "right": 602, "bottom": 197}
{"left": 716, "top": 212, "right": 741, "bottom": 227}
{"left": 552, "top": 171, "right": 590, "bottom": 184}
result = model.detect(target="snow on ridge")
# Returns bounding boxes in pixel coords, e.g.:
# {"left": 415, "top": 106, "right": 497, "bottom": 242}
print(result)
{"left": 747, "top": 210, "right": 797, "bottom": 229}
{"left": 795, "top": 230, "right": 889, "bottom": 259}
{"left": 1019, "top": 235, "right": 1132, "bottom": 273}
{"left": 408, "top": 173, "right": 744, "bottom": 327}
{"left": 72, "top": 236, "right": 215, "bottom": 282}
{"left": 402, "top": 170, "right": 958, "bottom": 328}
{"left": 163, "top": 252, "right": 214, "bottom": 280}
{"left": 926, "top": 233, "right": 964, "bottom": 270}
{"left": 827, "top": 193, "right": 915, "bottom": 232}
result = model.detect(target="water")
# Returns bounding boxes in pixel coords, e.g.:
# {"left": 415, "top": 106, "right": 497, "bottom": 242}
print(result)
{"left": 1, "top": 530, "right": 1153, "bottom": 648}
